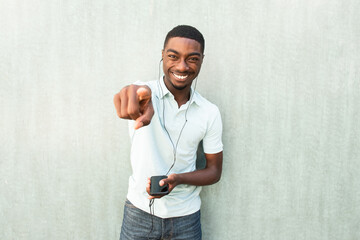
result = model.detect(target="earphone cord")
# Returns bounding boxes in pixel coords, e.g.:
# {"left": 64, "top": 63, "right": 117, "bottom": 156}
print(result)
{"left": 156, "top": 59, "right": 198, "bottom": 176}
{"left": 163, "top": 82, "right": 197, "bottom": 175}
{"left": 147, "top": 198, "right": 155, "bottom": 240}
{"left": 147, "top": 59, "right": 198, "bottom": 239}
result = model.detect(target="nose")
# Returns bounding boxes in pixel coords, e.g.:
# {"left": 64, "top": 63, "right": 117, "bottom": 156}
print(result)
{"left": 176, "top": 59, "right": 189, "bottom": 72}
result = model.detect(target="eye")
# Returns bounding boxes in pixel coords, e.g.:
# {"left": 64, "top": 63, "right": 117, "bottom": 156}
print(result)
{"left": 168, "top": 54, "right": 177, "bottom": 59}
{"left": 188, "top": 57, "right": 199, "bottom": 63}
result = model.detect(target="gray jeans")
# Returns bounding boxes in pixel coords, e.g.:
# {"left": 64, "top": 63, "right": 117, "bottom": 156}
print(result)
{"left": 120, "top": 199, "right": 202, "bottom": 240}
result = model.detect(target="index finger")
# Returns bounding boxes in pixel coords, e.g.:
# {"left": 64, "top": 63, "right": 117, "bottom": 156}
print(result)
{"left": 137, "top": 87, "right": 151, "bottom": 102}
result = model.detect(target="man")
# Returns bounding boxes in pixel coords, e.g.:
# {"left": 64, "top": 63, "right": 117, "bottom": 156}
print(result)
{"left": 114, "top": 25, "right": 223, "bottom": 240}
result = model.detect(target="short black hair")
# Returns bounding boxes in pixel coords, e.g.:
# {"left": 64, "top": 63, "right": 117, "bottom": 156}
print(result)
{"left": 163, "top": 25, "right": 205, "bottom": 53}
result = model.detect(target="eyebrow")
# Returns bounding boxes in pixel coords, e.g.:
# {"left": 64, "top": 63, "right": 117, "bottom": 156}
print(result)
{"left": 166, "top": 49, "right": 201, "bottom": 57}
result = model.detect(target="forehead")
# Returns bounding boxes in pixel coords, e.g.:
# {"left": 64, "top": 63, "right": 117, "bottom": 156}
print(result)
{"left": 164, "top": 37, "right": 202, "bottom": 54}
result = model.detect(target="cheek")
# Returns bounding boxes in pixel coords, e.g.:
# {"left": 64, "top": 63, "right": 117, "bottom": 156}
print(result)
{"left": 164, "top": 62, "right": 176, "bottom": 72}
{"left": 162, "top": 63, "right": 169, "bottom": 73}
{"left": 191, "top": 63, "right": 202, "bottom": 72}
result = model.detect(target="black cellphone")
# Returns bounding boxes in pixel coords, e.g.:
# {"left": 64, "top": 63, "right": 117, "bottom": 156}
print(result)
{"left": 150, "top": 175, "right": 169, "bottom": 196}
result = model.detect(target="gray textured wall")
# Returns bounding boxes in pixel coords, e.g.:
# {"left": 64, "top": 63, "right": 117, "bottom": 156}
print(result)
{"left": 1, "top": 1, "right": 359, "bottom": 239}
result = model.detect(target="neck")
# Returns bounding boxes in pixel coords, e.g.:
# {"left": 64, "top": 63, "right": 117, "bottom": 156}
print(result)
{"left": 173, "top": 90, "right": 191, "bottom": 107}
{"left": 163, "top": 78, "right": 192, "bottom": 107}
{"left": 168, "top": 86, "right": 191, "bottom": 107}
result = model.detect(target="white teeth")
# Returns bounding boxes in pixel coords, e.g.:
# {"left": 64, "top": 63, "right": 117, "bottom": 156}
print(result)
{"left": 173, "top": 73, "right": 188, "bottom": 80}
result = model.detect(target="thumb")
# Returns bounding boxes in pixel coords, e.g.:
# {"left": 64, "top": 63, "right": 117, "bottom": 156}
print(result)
{"left": 159, "top": 175, "right": 174, "bottom": 186}
{"left": 134, "top": 99, "right": 154, "bottom": 129}
{"left": 159, "top": 179, "right": 167, "bottom": 186}
{"left": 134, "top": 105, "right": 154, "bottom": 129}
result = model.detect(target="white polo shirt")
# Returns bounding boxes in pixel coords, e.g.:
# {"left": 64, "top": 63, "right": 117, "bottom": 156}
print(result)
{"left": 126, "top": 78, "right": 223, "bottom": 218}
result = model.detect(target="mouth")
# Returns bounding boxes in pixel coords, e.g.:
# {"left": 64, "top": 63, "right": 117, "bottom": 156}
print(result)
{"left": 172, "top": 72, "right": 189, "bottom": 81}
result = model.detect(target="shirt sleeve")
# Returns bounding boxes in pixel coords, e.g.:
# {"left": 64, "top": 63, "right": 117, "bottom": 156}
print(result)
{"left": 202, "top": 107, "right": 223, "bottom": 154}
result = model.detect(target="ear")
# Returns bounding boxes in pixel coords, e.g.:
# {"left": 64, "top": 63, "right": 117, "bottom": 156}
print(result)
{"left": 161, "top": 49, "right": 164, "bottom": 60}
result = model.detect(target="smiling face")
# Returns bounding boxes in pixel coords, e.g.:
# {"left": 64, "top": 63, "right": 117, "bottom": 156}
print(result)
{"left": 162, "top": 37, "right": 204, "bottom": 94}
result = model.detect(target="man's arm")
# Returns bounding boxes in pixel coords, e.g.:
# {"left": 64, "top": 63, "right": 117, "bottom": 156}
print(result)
{"left": 113, "top": 84, "right": 154, "bottom": 129}
{"left": 146, "top": 151, "right": 223, "bottom": 199}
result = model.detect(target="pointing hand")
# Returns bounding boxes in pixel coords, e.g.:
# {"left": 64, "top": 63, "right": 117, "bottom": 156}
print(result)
{"left": 114, "top": 85, "right": 154, "bottom": 129}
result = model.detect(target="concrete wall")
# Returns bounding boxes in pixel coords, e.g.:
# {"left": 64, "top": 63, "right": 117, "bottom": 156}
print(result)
{"left": 1, "top": 0, "right": 359, "bottom": 239}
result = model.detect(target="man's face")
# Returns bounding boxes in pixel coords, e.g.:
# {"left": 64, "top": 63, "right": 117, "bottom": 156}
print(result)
{"left": 162, "top": 37, "right": 204, "bottom": 91}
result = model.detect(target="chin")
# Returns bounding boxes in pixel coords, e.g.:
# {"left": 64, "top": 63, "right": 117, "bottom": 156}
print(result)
{"left": 173, "top": 84, "right": 187, "bottom": 91}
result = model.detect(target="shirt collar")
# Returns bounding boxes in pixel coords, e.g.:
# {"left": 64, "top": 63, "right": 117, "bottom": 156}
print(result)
{"left": 157, "top": 76, "right": 200, "bottom": 106}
